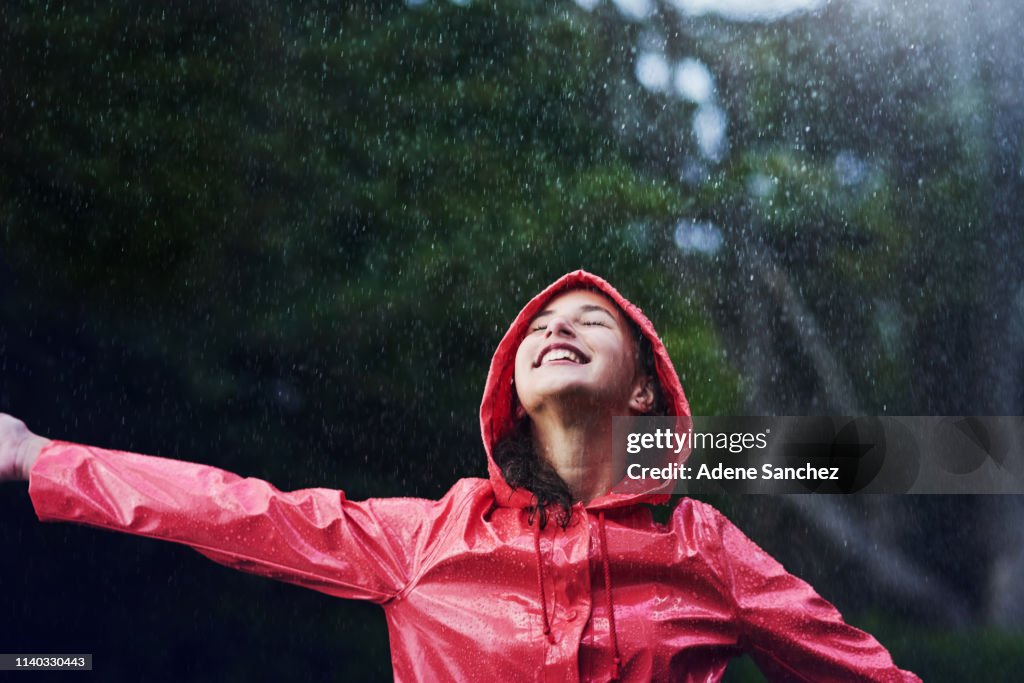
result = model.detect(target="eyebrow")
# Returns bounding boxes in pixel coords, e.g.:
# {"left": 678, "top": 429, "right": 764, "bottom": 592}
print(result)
{"left": 532, "top": 304, "right": 618, "bottom": 321}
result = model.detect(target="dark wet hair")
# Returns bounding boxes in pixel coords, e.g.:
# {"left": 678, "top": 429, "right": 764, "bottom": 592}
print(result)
{"left": 494, "top": 312, "right": 666, "bottom": 529}
{"left": 493, "top": 418, "right": 575, "bottom": 529}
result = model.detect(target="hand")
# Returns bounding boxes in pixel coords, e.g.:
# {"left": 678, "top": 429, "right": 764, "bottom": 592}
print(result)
{"left": 0, "top": 414, "right": 51, "bottom": 482}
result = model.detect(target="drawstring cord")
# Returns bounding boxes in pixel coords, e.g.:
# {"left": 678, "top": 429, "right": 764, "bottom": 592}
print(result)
{"left": 533, "top": 510, "right": 623, "bottom": 679}
{"left": 598, "top": 511, "right": 622, "bottom": 681}
{"left": 534, "top": 521, "right": 555, "bottom": 643}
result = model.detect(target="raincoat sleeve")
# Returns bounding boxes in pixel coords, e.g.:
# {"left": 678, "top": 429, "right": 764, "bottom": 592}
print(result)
{"left": 28, "top": 440, "right": 450, "bottom": 604}
{"left": 704, "top": 505, "right": 921, "bottom": 683}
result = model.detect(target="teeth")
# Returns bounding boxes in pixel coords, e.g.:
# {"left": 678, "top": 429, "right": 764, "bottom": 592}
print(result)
{"left": 541, "top": 349, "right": 581, "bottom": 364}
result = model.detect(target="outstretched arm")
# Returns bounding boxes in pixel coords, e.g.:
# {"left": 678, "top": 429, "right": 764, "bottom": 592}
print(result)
{"left": 691, "top": 500, "right": 921, "bottom": 682}
{"left": 0, "top": 413, "right": 50, "bottom": 482}
{"left": 5, "top": 413, "right": 450, "bottom": 604}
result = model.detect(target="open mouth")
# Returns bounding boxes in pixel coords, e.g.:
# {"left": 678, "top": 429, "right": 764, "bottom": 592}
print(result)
{"left": 535, "top": 344, "right": 591, "bottom": 367}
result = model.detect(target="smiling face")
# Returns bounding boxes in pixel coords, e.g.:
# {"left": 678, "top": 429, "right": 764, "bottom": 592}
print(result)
{"left": 513, "top": 289, "right": 652, "bottom": 417}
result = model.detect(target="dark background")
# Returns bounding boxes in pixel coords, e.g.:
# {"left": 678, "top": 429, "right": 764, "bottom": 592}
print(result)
{"left": 2, "top": 0, "right": 1023, "bottom": 679}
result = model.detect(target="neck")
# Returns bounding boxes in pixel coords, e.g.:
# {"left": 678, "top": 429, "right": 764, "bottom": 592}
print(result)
{"left": 530, "top": 401, "right": 621, "bottom": 504}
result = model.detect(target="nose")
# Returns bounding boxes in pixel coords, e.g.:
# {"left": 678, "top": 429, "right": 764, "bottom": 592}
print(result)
{"left": 545, "top": 316, "right": 576, "bottom": 338}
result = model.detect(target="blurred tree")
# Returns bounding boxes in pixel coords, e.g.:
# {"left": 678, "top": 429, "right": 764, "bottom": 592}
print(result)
{"left": 1, "top": 0, "right": 734, "bottom": 483}
{"left": 621, "top": 0, "right": 1024, "bottom": 635}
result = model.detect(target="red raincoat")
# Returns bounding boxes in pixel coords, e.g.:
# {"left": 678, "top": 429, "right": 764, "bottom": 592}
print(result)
{"left": 30, "top": 271, "right": 920, "bottom": 682}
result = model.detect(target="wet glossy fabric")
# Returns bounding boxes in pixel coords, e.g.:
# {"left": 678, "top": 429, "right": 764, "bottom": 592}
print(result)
{"left": 30, "top": 270, "right": 920, "bottom": 682}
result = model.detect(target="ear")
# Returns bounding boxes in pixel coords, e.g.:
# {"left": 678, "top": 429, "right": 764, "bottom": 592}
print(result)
{"left": 510, "top": 381, "right": 528, "bottom": 419}
{"left": 629, "top": 376, "right": 655, "bottom": 415}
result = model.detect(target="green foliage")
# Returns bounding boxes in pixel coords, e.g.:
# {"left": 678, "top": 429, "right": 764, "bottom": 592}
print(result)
{"left": 1, "top": 0, "right": 719, "bottom": 439}
{"left": 857, "top": 614, "right": 1024, "bottom": 683}
{"left": 660, "top": 320, "right": 741, "bottom": 415}
{"left": 658, "top": 0, "right": 1014, "bottom": 413}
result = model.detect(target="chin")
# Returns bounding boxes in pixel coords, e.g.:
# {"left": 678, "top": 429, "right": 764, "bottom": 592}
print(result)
{"left": 525, "top": 385, "right": 615, "bottom": 414}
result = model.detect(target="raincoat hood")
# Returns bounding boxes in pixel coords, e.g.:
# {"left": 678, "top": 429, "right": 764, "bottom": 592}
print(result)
{"left": 480, "top": 270, "right": 691, "bottom": 510}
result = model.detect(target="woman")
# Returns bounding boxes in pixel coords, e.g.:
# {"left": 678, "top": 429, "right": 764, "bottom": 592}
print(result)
{"left": 1, "top": 270, "right": 919, "bottom": 681}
